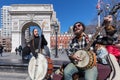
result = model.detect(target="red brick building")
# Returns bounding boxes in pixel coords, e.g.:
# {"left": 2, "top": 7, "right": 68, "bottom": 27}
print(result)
{"left": 0, "top": 37, "right": 11, "bottom": 52}
{"left": 50, "top": 33, "right": 74, "bottom": 50}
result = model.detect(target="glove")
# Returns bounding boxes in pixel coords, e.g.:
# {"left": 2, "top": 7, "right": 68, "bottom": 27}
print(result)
{"left": 34, "top": 53, "right": 38, "bottom": 59}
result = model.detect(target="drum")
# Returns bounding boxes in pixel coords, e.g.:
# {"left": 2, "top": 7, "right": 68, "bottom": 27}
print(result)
{"left": 74, "top": 50, "right": 96, "bottom": 69}
{"left": 46, "top": 57, "right": 53, "bottom": 75}
{"left": 28, "top": 54, "right": 53, "bottom": 80}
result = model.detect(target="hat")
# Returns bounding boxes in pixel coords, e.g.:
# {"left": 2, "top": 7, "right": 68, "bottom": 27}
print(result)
{"left": 95, "top": 37, "right": 114, "bottom": 45}
{"left": 95, "top": 38, "right": 102, "bottom": 44}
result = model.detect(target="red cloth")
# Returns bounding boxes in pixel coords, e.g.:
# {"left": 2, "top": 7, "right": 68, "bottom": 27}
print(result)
{"left": 106, "top": 45, "right": 120, "bottom": 60}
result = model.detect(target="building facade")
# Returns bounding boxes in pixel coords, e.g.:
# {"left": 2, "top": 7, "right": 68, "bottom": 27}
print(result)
{"left": 1, "top": 6, "right": 12, "bottom": 37}
{"left": 50, "top": 33, "right": 74, "bottom": 50}
{"left": 0, "top": 37, "right": 11, "bottom": 52}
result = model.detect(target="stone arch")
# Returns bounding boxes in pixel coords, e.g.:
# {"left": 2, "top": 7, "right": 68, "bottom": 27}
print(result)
{"left": 20, "top": 21, "right": 41, "bottom": 31}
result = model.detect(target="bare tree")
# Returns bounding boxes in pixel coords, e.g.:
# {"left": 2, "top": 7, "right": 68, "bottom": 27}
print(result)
{"left": 88, "top": 0, "right": 120, "bottom": 35}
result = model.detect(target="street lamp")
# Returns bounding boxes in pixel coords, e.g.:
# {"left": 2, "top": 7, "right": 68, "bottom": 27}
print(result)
{"left": 54, "top": 22, "right": 59, "bottom": 58}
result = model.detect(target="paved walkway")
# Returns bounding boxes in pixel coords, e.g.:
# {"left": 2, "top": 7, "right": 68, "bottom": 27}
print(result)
{"left": 0, "top": 71, "right": 28, "bottom": 80}
{"left": 1, "top": 51, "right": 119, "bottom": 80}
{"left": 0, "top": 51, "right": 70, "bottom": 67}
{"left": 0, "top": 52, "right": 21, "bottom": 59}
{"left": 0, "top": 51, "right": 70, "bottom": 80}
{"left": 0, "top": 52, "right": 26, "bottom": 67}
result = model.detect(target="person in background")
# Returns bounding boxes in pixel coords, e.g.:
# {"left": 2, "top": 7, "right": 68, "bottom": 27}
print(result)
{"left": 18, "top": 45, "right": 22, "bottom": 56}
{"left": 15, "top": 47, "right": 18, "bottom": 55}
{"left": 0, "top": 44, "right": 3, "bottom": 56}
{"left": 22, "top": 44, "right": 31, "bottom": 63}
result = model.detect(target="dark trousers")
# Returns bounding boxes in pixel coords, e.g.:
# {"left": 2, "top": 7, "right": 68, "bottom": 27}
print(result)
{"left": 0, "top": 52, "right": 2, "bottom": 56}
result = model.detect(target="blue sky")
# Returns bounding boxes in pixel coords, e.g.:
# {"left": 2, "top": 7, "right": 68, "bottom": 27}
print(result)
{"left": 0, "top": 0, "right": 99, "bottom": 33}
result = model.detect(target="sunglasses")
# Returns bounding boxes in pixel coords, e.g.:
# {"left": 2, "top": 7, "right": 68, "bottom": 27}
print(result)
{"left": 75, "top": 24, "right": 82, "bottom": 28}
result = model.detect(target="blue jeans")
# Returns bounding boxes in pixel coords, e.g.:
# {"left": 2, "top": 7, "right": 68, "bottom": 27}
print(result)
{"left": 64, "top": 63, "right": 98, "bottom": 80}
{"left": 96, "top": 47, "right": 108, "bottom": 64}
{"left": 24, "top": 55, "right": 32, "bottom": 60}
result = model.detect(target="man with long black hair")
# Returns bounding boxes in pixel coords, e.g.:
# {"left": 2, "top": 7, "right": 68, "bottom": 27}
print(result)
{"left": 29, "top": 28, "right": 49, "bottom": 58}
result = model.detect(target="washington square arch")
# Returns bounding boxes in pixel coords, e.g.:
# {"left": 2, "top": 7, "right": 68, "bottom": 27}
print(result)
{"left": 9, "top": 4, "right": 60, "bottom": 52}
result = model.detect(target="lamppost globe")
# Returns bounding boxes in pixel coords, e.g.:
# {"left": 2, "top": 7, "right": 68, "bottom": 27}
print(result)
{"left": 54, "top": 22, "right": 59, "bottom": 32}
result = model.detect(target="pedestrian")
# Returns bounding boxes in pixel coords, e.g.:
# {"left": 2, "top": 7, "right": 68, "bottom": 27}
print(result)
{"left": 15, "top": 47, "right": 18, "bottom": 55}
{"left": 63, "top": 22, "right": 98, "bottom": 80}
{"left": 0, "top": 44, "right": 4, "bottom": 56}
{"left": 22, "top": 43, "right": 31, "bottom": 63}
{"left": 18, "top": 45, "right": 22, "bottom": 56}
